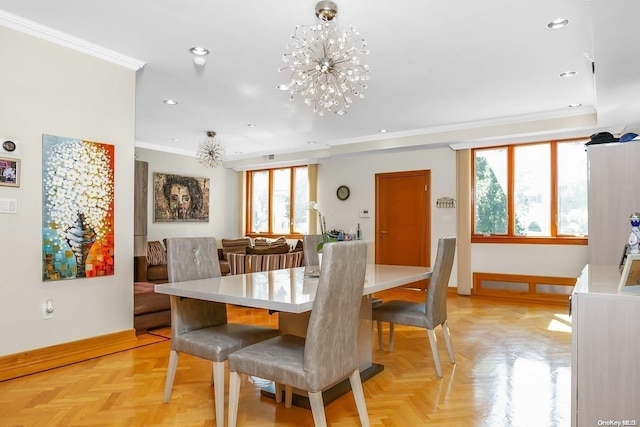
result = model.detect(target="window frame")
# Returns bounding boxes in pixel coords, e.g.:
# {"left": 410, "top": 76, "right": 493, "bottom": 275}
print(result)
{"left": 471, "top": 139, "right": 588, "bottom": 245}
{"left": 245, "top": 165, "right": 308, "bottom": 238}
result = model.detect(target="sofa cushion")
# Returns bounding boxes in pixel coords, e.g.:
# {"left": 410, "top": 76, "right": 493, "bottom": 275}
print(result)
{"left": 146, "top": 241, "right": 167, "bottom": 266}
{"left": 221, "top": 237, "right": 252, "bottom": 258}
{"left": 134, "top": 282, "right": 170, "bottom": 315}
{"left": 254, "top": 236, "right": 287, "bottom": 247}
{"left": 246, "top": 244, "right": 290, "bottom": 255}
{"left": 147, "top": 265, "right": 168, "bottom": 283}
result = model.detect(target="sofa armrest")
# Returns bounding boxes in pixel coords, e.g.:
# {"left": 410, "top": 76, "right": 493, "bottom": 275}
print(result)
{"left": 134, "top": 256, "right": 148, "bottom": 282}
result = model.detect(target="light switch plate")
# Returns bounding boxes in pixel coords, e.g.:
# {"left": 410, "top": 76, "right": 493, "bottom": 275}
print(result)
{"left": 0, "top": 198, "right": 18, "bottom": 214}
{"left": 359, "top": 209, "right": 370, "bottom": 218}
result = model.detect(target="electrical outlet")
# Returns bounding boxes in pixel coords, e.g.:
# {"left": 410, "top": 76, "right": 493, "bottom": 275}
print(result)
{"left": 42, "top": 299, "right": 54, "bottom": 320}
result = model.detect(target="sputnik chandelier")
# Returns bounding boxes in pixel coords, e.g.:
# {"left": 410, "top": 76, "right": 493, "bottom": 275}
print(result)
{"left": 279, "top": 1, "right": 370, "bottom": 116}
{"left": 197, "top": 131, "right": 226, "bottom": 168}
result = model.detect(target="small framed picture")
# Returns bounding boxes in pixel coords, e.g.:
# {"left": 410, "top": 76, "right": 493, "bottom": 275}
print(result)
{"left": 619, "top": 253, "right": 640, "bottom": 290}
{"left": 0, "top": 157, "right": 20, "bottom": 187}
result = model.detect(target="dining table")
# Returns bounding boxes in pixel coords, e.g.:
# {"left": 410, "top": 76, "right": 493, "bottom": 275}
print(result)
{"left": 155, "top": 263, "right": 432, "bottom": 408}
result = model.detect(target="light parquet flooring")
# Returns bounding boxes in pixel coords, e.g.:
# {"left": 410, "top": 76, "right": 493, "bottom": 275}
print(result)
{"left": 0, "top": 289, "right": 572, "bottom": 427}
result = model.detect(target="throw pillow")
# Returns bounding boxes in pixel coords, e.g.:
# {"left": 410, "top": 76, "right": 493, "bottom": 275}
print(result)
{"left": 292, "top": 239, "right": 303, "bottom": 252}
{"left": 146, "top": 241, "right": 167, "bottom": 266}
{"left": 246, "top": 244, "right": 290, "bottom": 255}
{"left": 272, "top": 236, "right": 287, "bottom": 246}
{"left": 221, "top": 237, "right": 252, "bottom": 257}
{"left": 253, "top": 238, "right": 268, "bottom": 248}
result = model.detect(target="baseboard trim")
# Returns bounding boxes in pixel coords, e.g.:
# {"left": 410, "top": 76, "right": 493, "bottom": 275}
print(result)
{"left": 0, "top": 329, "right": 164, "bottom": 382}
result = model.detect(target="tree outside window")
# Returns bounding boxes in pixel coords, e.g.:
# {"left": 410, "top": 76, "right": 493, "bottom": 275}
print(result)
{"left": 472, "top": 139, "right": 588, "bottom": 243}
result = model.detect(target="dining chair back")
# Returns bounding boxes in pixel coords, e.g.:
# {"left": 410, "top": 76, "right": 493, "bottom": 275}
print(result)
{"left": 163, "top": 237, "right": 280, "bottom": 427}
{"left": 227, "top": 240, "right": 370, "bottom": 427}
{"left": 302, "top": 234, "right": 323, "bottom": 267}
{"left": 373, "top": 237, "right": 456, "bottom": 377}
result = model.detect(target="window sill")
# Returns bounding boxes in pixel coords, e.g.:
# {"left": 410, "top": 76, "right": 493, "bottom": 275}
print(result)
{"left": 471, "top": 235, "right": 587, "bottom": 245}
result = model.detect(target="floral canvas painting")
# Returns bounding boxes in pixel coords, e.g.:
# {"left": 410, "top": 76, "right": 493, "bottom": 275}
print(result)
{"left": 42, "top": 134, "right": 115, "bottom": 281}
{"left": 153, "top": 173, "right": 209, "bottom": 222}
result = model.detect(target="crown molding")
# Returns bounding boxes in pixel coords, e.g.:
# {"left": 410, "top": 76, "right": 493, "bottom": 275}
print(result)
{"left": 0, "top": 10, "right": 145, "bottom": 70}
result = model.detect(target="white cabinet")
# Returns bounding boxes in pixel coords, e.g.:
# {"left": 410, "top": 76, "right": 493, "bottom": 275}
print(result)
{"left": 571, "top": 265, "right": 640, "bottom": 426}
{"left": 588, "top": 142, "right": 640, "bottom": 264}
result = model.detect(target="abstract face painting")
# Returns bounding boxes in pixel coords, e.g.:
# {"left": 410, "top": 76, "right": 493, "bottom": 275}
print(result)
{"left": 153, "top": 173, "right": 209, "bottom": 222}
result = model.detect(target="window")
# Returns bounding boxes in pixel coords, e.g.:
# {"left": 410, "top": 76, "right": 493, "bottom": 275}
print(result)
{"left": 246, "top": 166, "right": 309, "bottom": 237}
{"left": 472, "top": 140, "right": 588, "bottom": 244}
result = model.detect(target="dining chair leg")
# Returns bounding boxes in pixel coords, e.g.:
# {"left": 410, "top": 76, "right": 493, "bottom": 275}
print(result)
{"left": 376, "top": 320, "right": 383, "bottom": 350}
{"left": 348, "top": 369, "right": 370, "bottom": 427}
{"left": 228, "top": 371, "right": 241, "bottom": 427}
{"left": 442, "top": 321, "right": 456, "bottom": 363}
{"left": 213, "top": 361, "right": 225, "bottom": 427}
{"left": 163, "top": 350, "right": 179, "bottom": 402}
{"left": 308, "top": 391, "right": 327, "bottom": 427}
{"left": 427, "top": 329, "right": 443, "bottom": 377}
{"left": 388, "top": 323, "right": 395, "bottom": 352}
{"left": 284, "top": 385, "right": 293, "bottom": 408}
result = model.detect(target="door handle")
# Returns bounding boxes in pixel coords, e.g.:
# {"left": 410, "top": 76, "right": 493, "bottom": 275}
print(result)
{"left": 380, "top": 230, "right": 388, "bottom": 238}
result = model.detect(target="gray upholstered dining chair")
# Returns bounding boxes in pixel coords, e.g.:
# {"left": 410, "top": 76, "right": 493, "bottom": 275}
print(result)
{"left": 162, "top": 237, "right": 280, "bottom": 427}
{"left": 302, "top": 234, "right": 324, "bottom": 267}
{"left": 227, "top": 241, "right": 370, "bottom": 427}
{"left": 373, "top": 237, "right": 456, "bottom": 378}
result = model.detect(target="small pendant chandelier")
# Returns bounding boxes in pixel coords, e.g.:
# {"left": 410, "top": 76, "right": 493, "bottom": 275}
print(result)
{"left": 196, "top": 131, "right": 226, "bottom": 168}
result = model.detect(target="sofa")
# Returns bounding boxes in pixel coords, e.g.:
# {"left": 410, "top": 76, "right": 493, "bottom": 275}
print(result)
{"left": 134, "top": 281, "right": 171, "bottom": 333}
{"left": 226, "top": 251, "right": 304, "bottom": 274}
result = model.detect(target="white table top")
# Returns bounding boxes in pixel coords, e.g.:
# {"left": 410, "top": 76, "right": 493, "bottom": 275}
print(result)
{"left": 155, "top": 264, "right": 431, "bottom": 314}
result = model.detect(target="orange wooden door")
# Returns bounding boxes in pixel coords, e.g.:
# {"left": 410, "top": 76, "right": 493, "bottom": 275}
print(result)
{"left": 375, "top": 170, "right": 430, "bottom": 289}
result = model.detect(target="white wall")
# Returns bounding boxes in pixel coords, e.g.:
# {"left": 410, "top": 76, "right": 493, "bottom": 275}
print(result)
{"left": 0, "top": 27, "right": 136, "bottom": 355}
{"left": 316, "top": 146, "right": 459, "bottom": 283}
{"left": 135, "top": 148, "right": 240, "bottom": 243}
{"left": 471, "top": 244, "right": 587, "bottom": 278}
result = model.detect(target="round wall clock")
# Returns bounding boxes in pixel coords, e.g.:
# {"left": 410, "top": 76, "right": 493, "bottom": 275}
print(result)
{"left": 2, "top": 140, "right": 16, "bottom": 152}
{"left": 336, "top": 185, "right": 350, "bottom": 201}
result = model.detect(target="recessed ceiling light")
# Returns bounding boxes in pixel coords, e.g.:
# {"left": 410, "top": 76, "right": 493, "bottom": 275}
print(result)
{"left": 276, "top": 84, "right": 289, "bottom": 91}
{"left": 378, "top": 129, "right": 388, "bottom": 133}
{"left": 247, "top": 124, "right": 256, "bottom": 128}
{"left": 560, "top": 71, "right": 577, "bottom": 78}
{"left": 163, "top": 99, "right": 178, "bottom": 105}
{"left": 569, "top": 103, "right": 582, "bottom": 108}
{"left": 548, "top": 18, "right": 569, "bottom": 29}
{"left": 170, "top": 138, "right": 179, "bottom": 142}
{"left": 190, "top": 46, "right": 209, "bottom": 56}
{"left": 307, "top": 141, "right": 317, "bottom": 144}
